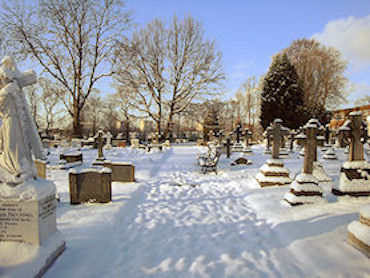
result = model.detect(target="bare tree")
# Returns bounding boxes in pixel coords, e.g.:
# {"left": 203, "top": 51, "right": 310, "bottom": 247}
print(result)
{"left": 280, "top": 38, "right": 348, "bottom": 110}
{"left": 114, "top": 19, "right": 166, "bottom": 137}
{"left": 354, "top": 95, "right": 370, "bottom": 107}
{"left": 24, "top": 85, "right": 42, "bottom": 129}
{"left": 38, "top": 78, "right": 66, "bottom": 135}
{"left": 236, "top": 75, "right": 260, "bottom": 129}
{"left": 81, "top": 93, "right": 105, "bottom": 136}
{"left": 114, "top": 15, "right": 224, "bottom": 139}
{"left": 1, "top": 0, "right": 132, "bottom": 137}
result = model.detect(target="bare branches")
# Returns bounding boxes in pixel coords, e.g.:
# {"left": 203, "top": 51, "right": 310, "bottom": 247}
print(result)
{"left": 280, "top": 38, "right": 348, "bottom": 110}
{"left": 1, "top": 0, "right": 132, "bottom": 137}
{"left": 114, "top": 15, "right": 224, "bottom": 137}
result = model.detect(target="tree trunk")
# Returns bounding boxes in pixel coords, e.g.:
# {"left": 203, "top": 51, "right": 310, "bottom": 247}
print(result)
{"left": 73, "top": 102, "right": 82, "bottom": 138}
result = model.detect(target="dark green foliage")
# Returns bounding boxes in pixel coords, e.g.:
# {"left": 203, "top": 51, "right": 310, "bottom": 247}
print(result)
{"left": 260, "top": 54, "right": 307, "bottom": 129}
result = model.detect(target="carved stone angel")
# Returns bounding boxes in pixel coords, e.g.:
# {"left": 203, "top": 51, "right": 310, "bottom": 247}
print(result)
{"left": 0, "top": 57, "right": 44, "bottom": 184}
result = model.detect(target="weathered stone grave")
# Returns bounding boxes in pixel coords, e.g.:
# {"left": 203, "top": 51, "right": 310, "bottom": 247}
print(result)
{"left": 103, "top": 161, "right": 135, "bottom": 182}
{"left": 347, "top": 204, "right": 370, "bottom": 257}
{"left": 263, "top": 125, "right": 272, "bottom": 154}
{"left": 332, "top": 112, "right": 370, "bottom": 196}
{"left": 243, "top": 129, "right": 253, "bottom": 153}
{"left": 34, "top": 159, "right": 47, "bottom": 179}
{"left": 69, "top": 167, "right": 112, "bottom": 204}
{"left": 93, "top": 130, "right": 106, "bottom": 166}
{"left": 58, "top": 152, "right": 83, "bottom": 169}
{"left": 284, "top": 119, "right": 326, "bottom": 205}
{"left": 255, "top": 119, "right": 292, "bottom": 187}
{"left": 322, "top": 146, "right": 338, "bottom": 160}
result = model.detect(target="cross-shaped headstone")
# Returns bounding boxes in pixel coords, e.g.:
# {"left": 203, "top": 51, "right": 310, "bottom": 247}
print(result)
{"left": 96, "top": 130, "right": 105, "bottom": 158}
{"left": 233, "top": 124, "right": 243, "bottom": 143}
{"left": 339, "top": 111, "right": 367, "bottom": 162}
{"left": 297, "top": 120, "right": 323, "bottom": 174}
{"left": 226, "top": 135, "right": 231, "bottom": 158}
{"left": 264, "top": 125, "right": 273, "bottom": 151}
{"left": 324, "top": 124, "right": 330, "bottom": 145}
{"left": 270, "top": 119, "right": 290, "bottom": 159}
{"left": 297, "top": 119, "right": 325, "bottom": 162}
{"left": 289, "top": 130, "right": 296, "bottom": 151}
{"left": 243, "top": 129, "right": 252, "bottom": 147}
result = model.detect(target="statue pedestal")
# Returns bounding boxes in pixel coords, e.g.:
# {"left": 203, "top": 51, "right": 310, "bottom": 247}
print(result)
{"left": 0, "top": 179, "right": 65, "bottom": 277}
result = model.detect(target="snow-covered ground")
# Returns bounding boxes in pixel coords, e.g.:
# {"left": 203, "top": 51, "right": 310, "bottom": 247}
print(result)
{"left": 29, "top": 145, "right": 370, "bottom": 277}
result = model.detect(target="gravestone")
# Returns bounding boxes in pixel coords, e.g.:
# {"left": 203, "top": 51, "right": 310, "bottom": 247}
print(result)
{"left": 347, "top": 204, "right": 370, "bottom": 257}
{"left": 103, "top": 161, "right": 135, "bottom": 182}
{"left": 104, "top": 131, "right": 113, "bottom": 150}
{"left": 263, "top": 126, "right": 272, "bottom": 154}
{"left": 243, "top": 129, "right": 253, "bottom": 153}
{"left": 333, "top": 112, "right": 370, "bottom": 196}
{"left": 284, "top": 119, "right": 326, "bottom": 205}
{"left": 226, "top": 136, "right": 231, "bottom": 158}
{"left": 233, "top": 124, "right": 243, "bottom": 143}
{"left": 34, "top": 159, "right": 47, "bottom": 179}
{"left": 322, "top": 146, "right": 338, "bottom": 160}
{"left": 255, "top": 119, "right": 292, "bottom": 187}
{"left": 0, "top": 57, "right": 64, "bottom": 277}
{"left": 93, "top": 130, "right": 106, "bottom": 166}
{"left": 69, "top": 167, "right": 112, "bottom": 204}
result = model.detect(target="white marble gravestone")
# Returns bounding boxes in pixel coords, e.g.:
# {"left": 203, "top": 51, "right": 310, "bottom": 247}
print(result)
{"left": 0, "top": 57, "right": 65, "bottom": 277}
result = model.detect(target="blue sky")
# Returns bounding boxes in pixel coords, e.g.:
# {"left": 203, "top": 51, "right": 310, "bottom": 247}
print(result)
{"left": 126, "top": 0, "right": 370, "bottom": 108}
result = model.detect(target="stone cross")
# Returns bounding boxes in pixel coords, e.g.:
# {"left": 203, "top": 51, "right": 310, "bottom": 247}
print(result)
{"left": 271, "top": 119, "right": 290, "bottom": 159}
{"left": 0, "top": 56, "right": 45, "bottom": 180}
{"left": 297, "top": 119, "right": 325, "bottom": 162}
{"left": 233, "top": 124, "right": 243, "bottom": 143}
{"left": 243, "top": 129, "right": 252, "bottom": 147}
{"left": 264, "top": 126, "right": 273, "bottom": 151}
{"left": 297, "top": 120, "right": 322, "bottom": 174}
{"left": 324, "top": 124, "right": 330, "bottom": 145}
{"left": 339, "top": 111, "right": 367, "bottom": 161}
{"left": 96, "top": 131, "right": 105, "bottom": 158}
{"left": 289, "top": 130, "right": 296, "bottom": 151}
{"left": 226, "top": 136, "right": 231, "bottom": 158}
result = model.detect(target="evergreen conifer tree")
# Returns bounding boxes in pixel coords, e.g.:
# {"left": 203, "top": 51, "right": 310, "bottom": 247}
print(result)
{"left": 260, "top": 54, "right": 307, "bottom": 129}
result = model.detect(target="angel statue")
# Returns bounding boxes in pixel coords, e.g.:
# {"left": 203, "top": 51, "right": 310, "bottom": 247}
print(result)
{"left": 0, "top": 56, "right": 45, "bottom": 185}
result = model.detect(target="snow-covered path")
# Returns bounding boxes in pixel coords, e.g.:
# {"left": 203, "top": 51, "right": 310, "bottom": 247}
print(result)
{"left": 43, "top": 146, "right": 370, "bottom": 278}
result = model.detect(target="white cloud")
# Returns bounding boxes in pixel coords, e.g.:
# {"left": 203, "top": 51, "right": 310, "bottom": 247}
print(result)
{"left": 313, "top": 15, "right": 370, "bottom": 70}
{"left": 227, "top": 61, "right": 253, "bottom": 80}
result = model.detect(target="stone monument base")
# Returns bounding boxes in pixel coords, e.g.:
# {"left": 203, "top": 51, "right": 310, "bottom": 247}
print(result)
{"left": 347, "top": 204, "right": 370, "bottom": 258}
{"left": 313, "top": 162, "right": 332, "bottom": 182}
{"left": 0, "top": 179, "right": 65, "bottom": 277}
{"left": 0, "top": 231, "right": 65, "bottom": 278}
{"left": 322, "top": 147, "right": 338, "bottom": 160}
{"left": 255, "top": 159, "right": 292, "bottom": 187}
{"left": 284, "top": 173, "right": 326, "bottom": 205}
{"left": 332, "top": 161, "right": 370, "bottom": 196}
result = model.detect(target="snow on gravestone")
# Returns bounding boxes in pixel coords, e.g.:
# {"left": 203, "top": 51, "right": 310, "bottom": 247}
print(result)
{"left": 0, "top": 57, "right": 64, "bottom": 278}
{"left": 255, "top": 119, "right": 292, "bottom": 187}
{"left": 284, "top": 119, "right": 326, "bottom": 205}
{"left": 332, "top": 112, "right": 370, "bottom": 196}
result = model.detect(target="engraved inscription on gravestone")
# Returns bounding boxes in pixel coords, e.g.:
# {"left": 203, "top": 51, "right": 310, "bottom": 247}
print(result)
{"left": 0, "top": 196, "right": 56, "bottom": 244}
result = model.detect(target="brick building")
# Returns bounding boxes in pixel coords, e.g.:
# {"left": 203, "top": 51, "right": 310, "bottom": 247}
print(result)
{"left": 329, "top": 104, "right": 370, "bottom": 135}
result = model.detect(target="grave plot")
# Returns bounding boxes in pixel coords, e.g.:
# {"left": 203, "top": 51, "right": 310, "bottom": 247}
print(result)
{"left": 255, "top": 119, "right": 292, "bottom": 187}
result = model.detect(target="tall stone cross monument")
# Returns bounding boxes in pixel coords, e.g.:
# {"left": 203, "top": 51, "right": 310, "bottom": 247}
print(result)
{"left": 284, "top": 119, "right": 326, "bottom": 205}
{"left": 271, "top": 119, "right": 289, "bottom": 159}
{"left": 339, "top": 111, "right": 367, "bottom": 162}
{"left": 233, "top": 124, "right": 243, "bottom": 143}
{"left": 297, "top": 121, "right": 321, "bottom": 174}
